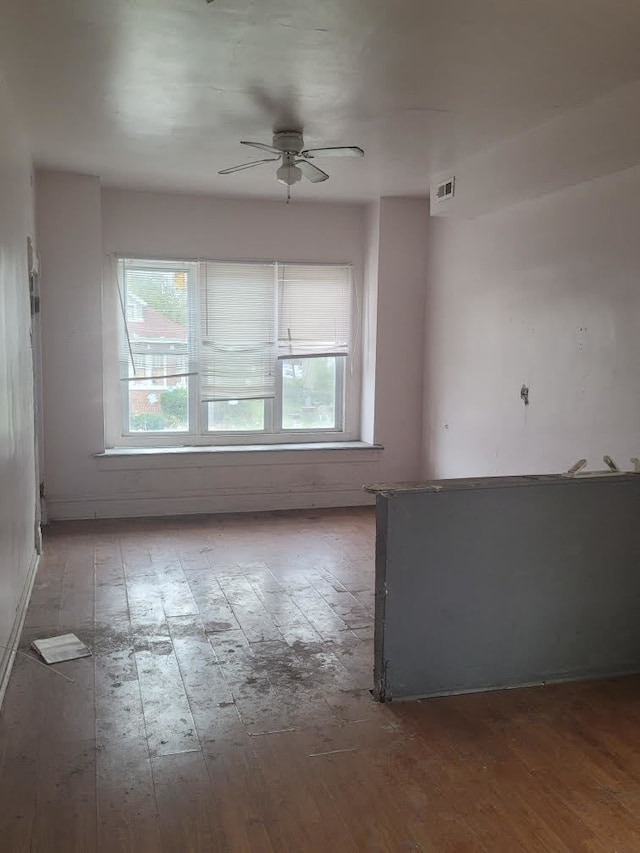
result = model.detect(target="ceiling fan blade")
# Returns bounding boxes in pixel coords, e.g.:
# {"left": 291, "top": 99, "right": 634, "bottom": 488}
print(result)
{"left": 296, "top": 160, "right": 330, "bottom": 183}
{"left": 218, "top": 157, "right": 278, "bottom": 175}
{"left": 301, "top": 146, "right": 364, "bottom": 159}
{"left": 240, "top": 140, "right": 281, "bottom": 155}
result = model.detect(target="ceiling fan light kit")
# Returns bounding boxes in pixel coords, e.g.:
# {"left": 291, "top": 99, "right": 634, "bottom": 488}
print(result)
{"left": 218, "top": 131, "right": 364, "bottom": 199}
{"left": 276, "top": 161, "right": 302, "bottom": 186}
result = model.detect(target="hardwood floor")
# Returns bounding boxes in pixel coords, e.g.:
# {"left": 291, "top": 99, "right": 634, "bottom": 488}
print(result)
{"left": 2, "top": 507, "right": 640, "bottom": 851}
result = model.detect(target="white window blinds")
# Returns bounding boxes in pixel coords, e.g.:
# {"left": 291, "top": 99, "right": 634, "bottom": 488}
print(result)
{"left": 200, "top": 262, "right": 277, "bottom": 401}
{"left": 277, "top": 264, "right": 352, "bottom": 358}
{"left": 116, "top": 258, "right": 354, "bottom": 405}
{"left": 117, "top": 259, "right": 196, "bottom": 383}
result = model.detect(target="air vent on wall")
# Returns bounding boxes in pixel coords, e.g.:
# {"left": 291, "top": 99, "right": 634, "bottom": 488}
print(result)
{"left": 436, "top": 177, "right": 455, "bottom": 201}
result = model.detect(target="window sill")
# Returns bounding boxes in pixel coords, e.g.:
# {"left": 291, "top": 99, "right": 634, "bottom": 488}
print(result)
{"left": 94, "top": 441, "right": 383, "bottom": 471}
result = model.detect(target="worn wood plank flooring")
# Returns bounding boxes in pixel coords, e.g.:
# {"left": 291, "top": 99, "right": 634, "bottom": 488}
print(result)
{"left": 2, "top": 507, "right": 640, "bottom": 851}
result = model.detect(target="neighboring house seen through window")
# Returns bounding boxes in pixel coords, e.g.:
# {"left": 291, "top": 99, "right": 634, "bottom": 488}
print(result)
{"left": 110, "top": 258, "right": 356, "bottom": 446}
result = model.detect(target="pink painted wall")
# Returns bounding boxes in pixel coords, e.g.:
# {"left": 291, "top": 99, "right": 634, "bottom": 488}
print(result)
{"left": 0, "top": 78, "right": 37, "bottom": 692}
{"left": 37, "top": 171, "right": 105, "bottom": 508}
{"left": 423, "top": 165, "right": 640, "bottom": 478}
{"left": 360, "top": 201, "right": 380, "bottom": 445}
{"left": 37, "top": 177, "right": 428, "bottom": 519}
{"left": 374, "top": 198, "right": 429, "bottom": 481}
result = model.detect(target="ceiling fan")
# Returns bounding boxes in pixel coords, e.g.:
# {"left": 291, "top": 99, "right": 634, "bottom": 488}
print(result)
{"left": 218, "top": 131, "right": 364, "bottom": 196}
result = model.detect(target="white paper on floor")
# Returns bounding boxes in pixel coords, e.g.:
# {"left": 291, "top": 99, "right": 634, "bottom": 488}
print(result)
{"left": 31, "top": 633, "right": 92, "bottom": 664}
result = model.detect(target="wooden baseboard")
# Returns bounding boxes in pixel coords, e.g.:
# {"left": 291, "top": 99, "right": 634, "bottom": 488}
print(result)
{"left": 46, "top": 488, "right": 375, "bottom": 521}
{"left": 0, "top": 549, "right": 40, "bottom": 710}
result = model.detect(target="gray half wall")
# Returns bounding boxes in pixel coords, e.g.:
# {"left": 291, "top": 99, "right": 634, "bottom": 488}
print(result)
{"left": 373, "top": 475, "right": 640, "bottom": 700}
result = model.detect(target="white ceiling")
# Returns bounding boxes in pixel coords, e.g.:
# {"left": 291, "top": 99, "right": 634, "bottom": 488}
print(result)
{"left": 3, "top": 0, "right": 640, "bottom": 201}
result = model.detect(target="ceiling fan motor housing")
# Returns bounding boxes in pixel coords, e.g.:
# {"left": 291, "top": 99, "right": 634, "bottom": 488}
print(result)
{"left": 273, "top": 131, "right": 304, "bottom": 153}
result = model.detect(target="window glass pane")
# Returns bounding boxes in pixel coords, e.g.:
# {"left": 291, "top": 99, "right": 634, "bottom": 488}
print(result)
{"left": 128, "top": 378, "right": 189, "bottom": 432}
{"left": 207, "top": 399, "right": 265, "bottom": 432}
{"left": 123, "top": 263, "right": 191, "bottom": 433}
{"left": 117, "top": 259, "right": 352, "bottom": 443}
{"left": 281, "top": 357, "right": 337, "bottom": 430}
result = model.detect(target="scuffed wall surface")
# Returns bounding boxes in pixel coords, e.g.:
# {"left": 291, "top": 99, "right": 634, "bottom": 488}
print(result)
{"left": 424, "top": 165, "right": 640, "bottom": 478}
{"left": 0, "top": 78, "right": 36, "bottom": 677}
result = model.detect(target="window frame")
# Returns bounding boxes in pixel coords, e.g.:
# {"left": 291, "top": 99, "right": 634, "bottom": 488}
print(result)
{"left": 104, "top": 256, "right": 360, "bottom": 449}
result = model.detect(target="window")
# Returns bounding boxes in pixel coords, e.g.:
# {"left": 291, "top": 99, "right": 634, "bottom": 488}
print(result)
{"left": 108, "top": 258, "right": 357, "bottom": 446}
